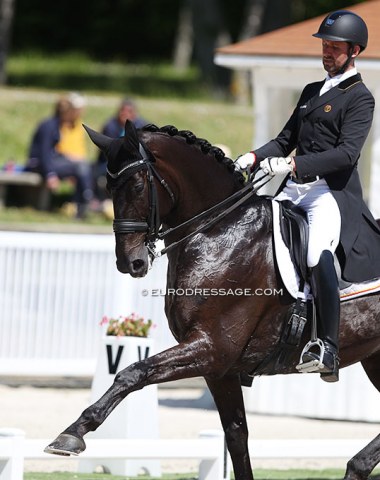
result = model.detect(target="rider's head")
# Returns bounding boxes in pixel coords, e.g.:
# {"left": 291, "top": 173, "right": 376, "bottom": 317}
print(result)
{"left": 313, "top": 10, "right": 368, "bottom": 76}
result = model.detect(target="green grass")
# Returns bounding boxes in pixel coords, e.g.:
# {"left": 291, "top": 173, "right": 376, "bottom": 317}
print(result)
{"left": 0, "top": 52, "right": 252, "bottom": 225}
{"left": 25, "top": 469, "right": 380, "bottom": 480}
{"left": 0, "top": 87, "right": 252, "bottom": 167}
{"left": 0, "top": 206, "right": 111, "bottom": 228}
{"left": 24, "top": 474, "right": 196, "bottom": 480}
{"left": 22, "top": 474, "right": 196, "bottom": 480}
{"left": 2, "top": 51, "right": 252, "bottom": 165}
{"left": 0, "top": 88, "right": 251, "bottom": 224}
{"left": 253, "top": 470, "right": 347, "bottom": 479}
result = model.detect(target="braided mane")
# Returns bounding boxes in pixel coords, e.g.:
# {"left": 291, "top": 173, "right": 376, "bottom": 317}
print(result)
{"left": 142, "top": 124, "right": 245, "bottom": 185}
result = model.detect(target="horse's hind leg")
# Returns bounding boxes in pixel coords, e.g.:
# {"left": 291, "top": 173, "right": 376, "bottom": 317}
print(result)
{"left": 206, "top": 375, "right": 254, "bottom": 480}
{"left": 45, "top": 337, "right": 217, "bottom": 456}
{"left": 344, "top": 353, "right": 380, "bottom": 480}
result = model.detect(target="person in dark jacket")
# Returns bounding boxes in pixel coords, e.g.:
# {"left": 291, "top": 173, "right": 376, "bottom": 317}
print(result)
{"left": 237, "top": 10, "right": 380, "bottom": 383}
{"left": 26, "top": 94, "right": 94, "bottom": 218}
{"left": 101, "top": 98, "right": 148, "bottom": 138}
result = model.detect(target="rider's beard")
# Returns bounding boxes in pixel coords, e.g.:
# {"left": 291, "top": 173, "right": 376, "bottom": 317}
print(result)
{"left": 323, "top": 54, "right": 352, "bottom": 77}
{"left": 323, "top": 56, "right": 341, "bottom": 76}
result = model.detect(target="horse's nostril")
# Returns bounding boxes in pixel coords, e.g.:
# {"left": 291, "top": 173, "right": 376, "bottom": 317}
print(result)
{"left": 132, "top": 259, "right": 145, "bottom": 271}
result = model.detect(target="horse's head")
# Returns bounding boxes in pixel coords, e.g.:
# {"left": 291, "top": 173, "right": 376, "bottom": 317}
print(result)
{"left": 85, "top": 120, "right": 246, "bottom": 277}
{"left": 85, "top": 121, "right": 157, "bottom": 277}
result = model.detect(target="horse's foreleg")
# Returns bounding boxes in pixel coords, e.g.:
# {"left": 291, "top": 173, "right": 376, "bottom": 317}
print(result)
{"left": 45, "top": 337, "right": 214, "bottom": 456}
{"left": 344, "top": 434, "right": 380, "bottom": 480}
{"left": 205, "top": 375, "right": 253, "bottom": 480}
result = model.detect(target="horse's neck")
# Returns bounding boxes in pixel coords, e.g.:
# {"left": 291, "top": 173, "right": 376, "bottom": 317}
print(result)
{"left": 146, "top": 133, "right": 246, "bottom": 234}
{"left": 167, "top": 159, "right": 242, "bottom": 225}
{"left": 165, "top": 195, "right": 275, "bottom": 282}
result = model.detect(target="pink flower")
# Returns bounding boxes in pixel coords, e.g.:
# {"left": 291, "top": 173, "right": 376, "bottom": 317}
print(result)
{"left": 101, "top": 312, "right": 153, "bottom": 337}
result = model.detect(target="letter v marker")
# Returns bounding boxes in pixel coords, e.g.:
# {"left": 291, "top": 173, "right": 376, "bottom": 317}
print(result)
{"left": 106, "top": 344, "right": 124, "bottom": 374}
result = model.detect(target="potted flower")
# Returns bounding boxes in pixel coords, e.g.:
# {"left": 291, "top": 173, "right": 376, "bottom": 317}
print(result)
{"left": 100, "top": 313, "right": 153, "bottom": 338}
{"left": 96, "top": 313, "right": 155, "bottom": 376}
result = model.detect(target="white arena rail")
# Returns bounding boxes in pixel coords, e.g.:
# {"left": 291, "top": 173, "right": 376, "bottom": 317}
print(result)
{"left": 0, "top": 231, "right": 175, "bottom": 377}
{"left": 0, "top": 427, "right": 372, "bottom": 480}
{"left": 0, "top": 429, "right": 230, "bottom": 480}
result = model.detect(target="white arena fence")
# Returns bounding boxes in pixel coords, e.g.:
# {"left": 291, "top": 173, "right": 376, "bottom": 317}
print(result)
{"left": 2, "top": 429, "right": 231, "bottom": 480}
{"left": 0, "top": 231, "right": 379, "bottom": 423}
{"left": 0, "top": 427, "right": 373, "bottom": 480}
{"left": 0, "top": 231, "right": 175, "bottom": 377}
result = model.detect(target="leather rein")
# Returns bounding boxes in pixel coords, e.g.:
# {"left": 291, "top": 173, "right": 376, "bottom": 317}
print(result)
{"left": 110, "top": 143, "right": 270, "bottom": 259}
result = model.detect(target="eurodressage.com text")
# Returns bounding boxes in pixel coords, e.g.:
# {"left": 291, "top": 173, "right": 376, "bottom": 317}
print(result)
{"left": 141, "top": 288, "right": 283, "bottom": 297}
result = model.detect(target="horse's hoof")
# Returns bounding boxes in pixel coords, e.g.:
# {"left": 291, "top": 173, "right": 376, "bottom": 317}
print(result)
{"left": 44, "top": 433, "right": 86, "bottom": 456}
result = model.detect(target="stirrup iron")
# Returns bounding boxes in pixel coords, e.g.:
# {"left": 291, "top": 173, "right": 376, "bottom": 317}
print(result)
{"left": 296, "top": 338, "right": 325, "bottom": 373}
{"left": 296, "top": 298, "right": 326, "bottom": 373}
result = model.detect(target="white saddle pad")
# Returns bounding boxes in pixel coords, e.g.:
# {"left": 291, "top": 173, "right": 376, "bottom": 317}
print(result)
{"left": 271, "top": 200, "right": 380, "bottom": 303}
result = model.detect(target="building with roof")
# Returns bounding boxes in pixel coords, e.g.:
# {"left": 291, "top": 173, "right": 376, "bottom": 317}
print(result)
{"left": 215, "top": 0, "right": 380, "bottom": 216}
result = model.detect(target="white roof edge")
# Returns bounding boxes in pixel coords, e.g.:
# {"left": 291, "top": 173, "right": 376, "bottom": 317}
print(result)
{"left": 214, "top": 53, "right": 380, "bottom": 70}
{"left": 214, "top": 53, "right": 321, "bottom": 69}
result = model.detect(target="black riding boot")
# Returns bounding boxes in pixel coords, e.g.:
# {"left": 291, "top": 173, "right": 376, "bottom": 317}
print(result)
{"left": 300, "top": 250, "right": 340, "bottom": 382}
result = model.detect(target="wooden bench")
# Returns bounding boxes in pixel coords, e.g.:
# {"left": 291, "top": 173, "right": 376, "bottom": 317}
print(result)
{"left": 0, "top": 171, "right": 51, "bottom": 210}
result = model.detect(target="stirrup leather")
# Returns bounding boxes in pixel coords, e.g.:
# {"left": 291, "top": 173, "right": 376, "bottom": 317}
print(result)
{"left": 296, "top": 338, "right": 325, "bottom": 373}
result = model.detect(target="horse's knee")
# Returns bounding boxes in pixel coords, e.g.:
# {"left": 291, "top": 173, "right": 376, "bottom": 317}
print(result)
{"left": 114, "top": 370, "right": 125, "bottom": 384}
{"left": 113, "top": 364, "right": 136, "bottom": 384}
{"left": 114, "top": 363, "right": 148, "bottom": 388}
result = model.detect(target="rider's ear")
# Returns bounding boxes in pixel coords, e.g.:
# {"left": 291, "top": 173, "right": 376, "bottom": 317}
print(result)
{"left": 351, "top": 44, "right": 361, "bottom": 58}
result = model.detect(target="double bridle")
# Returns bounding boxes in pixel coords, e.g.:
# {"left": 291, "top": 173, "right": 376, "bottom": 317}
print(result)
{"left": 110, "top": 142, "right": 270, "bottom": 259}
{"left": 109, "top": 144, "right": 174, "bottom": 252}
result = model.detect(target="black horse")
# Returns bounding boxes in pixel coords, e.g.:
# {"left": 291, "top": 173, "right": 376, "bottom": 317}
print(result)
{"left": 46, "top": 121, "right": 380, "bottom": 480}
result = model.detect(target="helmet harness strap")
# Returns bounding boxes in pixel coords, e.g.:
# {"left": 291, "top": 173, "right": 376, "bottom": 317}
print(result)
{"left": 336, "top": 43, "right": 355, "bottom": 75}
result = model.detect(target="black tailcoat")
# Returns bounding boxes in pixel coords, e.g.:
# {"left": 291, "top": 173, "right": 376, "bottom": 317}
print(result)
{"left": 254, "top": 73, "right": 380, "bottom": 282}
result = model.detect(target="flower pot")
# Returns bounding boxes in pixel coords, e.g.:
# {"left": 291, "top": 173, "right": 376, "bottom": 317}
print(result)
{"left": 78, "top": 335, "right": 160, "bottom": 476}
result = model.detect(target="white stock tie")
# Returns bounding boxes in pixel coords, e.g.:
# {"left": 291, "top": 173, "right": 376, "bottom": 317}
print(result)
{"left": 319, "top": 78, "right": 336, "bottom": 96}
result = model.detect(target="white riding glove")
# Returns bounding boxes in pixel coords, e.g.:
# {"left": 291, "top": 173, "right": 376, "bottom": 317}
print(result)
{"left": 235, "top": 152, "right": 256, "bottom": 174}
{"left": 260, "top": 157, "right": 294, "bottom": 176}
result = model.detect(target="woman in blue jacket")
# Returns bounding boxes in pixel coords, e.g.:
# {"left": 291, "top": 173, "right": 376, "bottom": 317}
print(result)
{"left": 27, "top": 94, "right": 94, "bottom": 218}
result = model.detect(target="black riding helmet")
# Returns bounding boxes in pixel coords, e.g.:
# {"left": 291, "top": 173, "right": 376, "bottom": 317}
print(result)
{"left": 313, "top": 10, "right": 368, "bottom": 52}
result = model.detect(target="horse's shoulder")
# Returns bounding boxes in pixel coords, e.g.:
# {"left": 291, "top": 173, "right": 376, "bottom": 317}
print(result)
{"left": 239, "top": 196, "right": 273, "bottom": 225}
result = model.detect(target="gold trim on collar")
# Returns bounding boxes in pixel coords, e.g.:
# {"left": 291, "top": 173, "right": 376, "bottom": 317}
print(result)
{"left": 338, "top": 80, "right": 362, "bottom": 91}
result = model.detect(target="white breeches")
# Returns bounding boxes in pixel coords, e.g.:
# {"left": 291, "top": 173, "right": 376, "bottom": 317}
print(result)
{"left": 275, "top": 178, "right": 341, "bottom": 268}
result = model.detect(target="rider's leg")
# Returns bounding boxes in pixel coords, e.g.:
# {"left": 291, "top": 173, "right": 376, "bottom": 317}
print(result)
{"left": 296, "top": 182, "right": 341, "bottom": 381}
{"left": 302, "top": 250, "right": 340, "bottom": 381}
